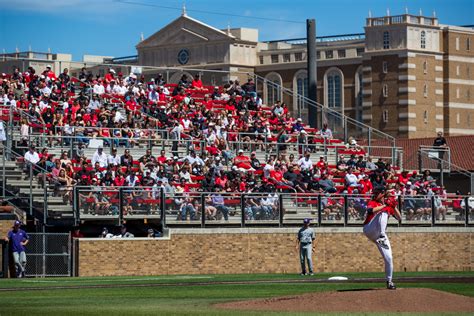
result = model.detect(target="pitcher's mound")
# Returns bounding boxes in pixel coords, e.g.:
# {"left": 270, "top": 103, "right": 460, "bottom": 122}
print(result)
{"left": 216, "top": 288, "right": 474, "bottom": 313}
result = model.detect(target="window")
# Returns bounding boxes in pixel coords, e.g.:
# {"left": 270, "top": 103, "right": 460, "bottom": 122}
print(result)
{"left": 259, "top": 56, "right": 264, "bottom": 65}
{"left": 456, "top": 37, "right": 460, "bottom": 50}
{"left": 456, "top": 88, "right": 460, "bottom": 99}
{"left": 294, "top": 70, "right": 308, "bottom": 112}
{"left": 383, "top": 84, "right": 388, "bottom": 97}
{"left": 456, "top": 113, "right": 460, "bottom": 124}
{"left": 326, "top": 70, "right": 342, "bottom": 108}
{"left": 283, "top": 54, "right": 291, "bottom": 63}
{"left": 295, "top": 52, "right": 303, "bottom": 61}
{"left": 383, "top": 31, "right": 390, "bottom": 49}
{"left": 468, "top": 38, "right": 471, "bottom": 51}
{"left": 467, "top": 89, "right": 471, "bottom": 100}
{"left": 271, "top": 55, "right": 279, "bottom": 63}
{"left": 356, "top": 48, "right": 364, "bottom": 56}
{"left": 316, "top": 51, "right": 321, "bottom": 59}
{"left": 423, "top": 111, "right": 428, "bottom": 124}
{"left": 421, "top": 31, "right": 426, "bottom": 49}
{"left": 382, "top": 61, "right": 388, "bottom": 74}
{"left": 423, "top": 61, "right": 427, "bottom": 74}
{"left": 265, "top": 73, "right": 282, "bottom": 106}
{"left": 423, "top": 84, "right": 428, "bottom": 97}
{"left": 382, "top": 110, "right": 389, "bottom": 123}
{"left": 467, "top": 66, "right": 470, "bottom": 79}
{"left": 456, "top": 65, "right": 460, "bottom": 76}
{"left": 338, "top": 49, "right": 346, "bottom": 58}
{"left": 326, "top": 50, "right": 333, "bottom": 59}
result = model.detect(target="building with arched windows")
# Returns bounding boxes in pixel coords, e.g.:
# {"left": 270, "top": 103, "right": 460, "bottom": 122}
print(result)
{"left": 5, "top": 10, "right": 471, "bottom": 139}
{"left": 133, "top": 10, "right": 474, "bottom": 138}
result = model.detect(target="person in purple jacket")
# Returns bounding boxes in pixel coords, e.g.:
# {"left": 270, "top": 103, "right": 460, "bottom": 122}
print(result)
{"left": 5, "top": 220, "right": 29, "bottom": 278}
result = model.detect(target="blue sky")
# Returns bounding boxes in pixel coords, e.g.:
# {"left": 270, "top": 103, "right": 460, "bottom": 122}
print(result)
{"left": 0, "top": 0, "right": 472, "bottom": 60}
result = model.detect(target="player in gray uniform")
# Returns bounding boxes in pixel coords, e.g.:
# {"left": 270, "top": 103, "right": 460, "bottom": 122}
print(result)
{"left": 296, "top": 218, "right": 315, "bottom": 275}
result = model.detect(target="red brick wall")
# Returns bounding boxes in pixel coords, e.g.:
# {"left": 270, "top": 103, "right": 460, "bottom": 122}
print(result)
{"left": 77, "top": 228, "right": 473, "bottom": 277}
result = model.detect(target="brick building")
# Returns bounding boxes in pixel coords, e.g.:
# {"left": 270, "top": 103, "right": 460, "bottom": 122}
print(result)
{"left": 136, "top": 11, "right": 473, "bottom": 138}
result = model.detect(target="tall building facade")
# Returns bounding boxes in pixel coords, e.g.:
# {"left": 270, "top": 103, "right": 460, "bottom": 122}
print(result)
{"left": 253, "top": 14, "right": 473, "bottom": 138}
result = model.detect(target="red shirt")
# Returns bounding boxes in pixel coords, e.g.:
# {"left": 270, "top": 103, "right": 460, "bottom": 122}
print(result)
{"left": 191, "top": 79, "right": 203, "bottom": 89}
{"left": 363, "top": 200, "right": 383, "bottom": 225}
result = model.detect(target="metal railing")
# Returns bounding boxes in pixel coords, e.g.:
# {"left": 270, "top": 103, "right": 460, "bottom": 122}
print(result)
{"left": 73, "top": 187, "right": 474, "bottom": 227}
{"left": 15, "top": 134, "right": 403, "bottom": 170}
{"left": 252, "top": 74, "right": 397, "bottom": 161}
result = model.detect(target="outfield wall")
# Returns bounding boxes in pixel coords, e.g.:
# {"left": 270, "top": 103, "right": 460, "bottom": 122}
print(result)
{"left": 76, "top": 227, "right": 473, "bottom": 277}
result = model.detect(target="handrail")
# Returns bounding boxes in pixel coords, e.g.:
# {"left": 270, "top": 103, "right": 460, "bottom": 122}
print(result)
{"left": 72, "top": 186, "right": 473, "bottom": 227}
{"left": 254, "top": 73, "right": 396, "bottom": 144}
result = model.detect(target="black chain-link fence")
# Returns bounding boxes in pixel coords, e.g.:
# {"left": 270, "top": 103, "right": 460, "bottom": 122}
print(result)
{"left": 25, "top": 233, "right": 71, "bottom": 277}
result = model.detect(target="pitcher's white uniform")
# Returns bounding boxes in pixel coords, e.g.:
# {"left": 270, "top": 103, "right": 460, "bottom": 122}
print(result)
{"left": 363, "top": 198, "right": 396, "bottom": 289}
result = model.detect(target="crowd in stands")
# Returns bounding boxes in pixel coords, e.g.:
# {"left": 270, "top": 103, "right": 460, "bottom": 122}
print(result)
{"left": 1, "top": 66, "right": 471, "bottom": 222}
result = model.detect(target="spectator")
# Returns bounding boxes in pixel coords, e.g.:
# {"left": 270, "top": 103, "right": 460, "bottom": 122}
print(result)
{"left": 298, "top": 152, "right": 313, "bottom": 172}
{"left": 100, "top": 227, "right": 114, "bottom": 238}
{"left": 115, "top": 225, "right": 134, "bottom": 238}
{"left": 209, "top": 186, "right": 229, "bottom": 221}
{"left": 319, "top": 174, "right": 337, "bottom": 193}
{"left": 24, "top": 145, "right": 40, "bottom": 177}
{"left": 91, "top": 146, "right": 108, "bottom": 168}
{"left": 433, "top": 131, "right": 447, "bottom": 161}
{"left": 107, "top": 148, "right": 121, "bottom": 166}
{"left": 319, "top": 123, "right": 333, "bottom": 140}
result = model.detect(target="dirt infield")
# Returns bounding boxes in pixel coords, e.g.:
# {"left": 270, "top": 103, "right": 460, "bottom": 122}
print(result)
{"left": 216, "top": 288, "right": 474, "bottom": 313}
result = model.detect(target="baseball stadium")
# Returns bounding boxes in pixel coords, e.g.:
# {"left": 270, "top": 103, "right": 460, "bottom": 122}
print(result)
{"left": 0, "top": 0, "right": 473, "bottom": 315}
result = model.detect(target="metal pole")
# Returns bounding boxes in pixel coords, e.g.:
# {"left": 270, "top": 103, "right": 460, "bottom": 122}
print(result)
{"left": 367, "top": 128, "right": 372, "bottom": 156}
{"left": 43, "top": 173, "right": 47, "bottom": 226}
{"left": 29, "top": 162, "right": 33, "bottom": 215}
{"left": 42, "top": 231, "right": 46, "bottom": 278}
{"left": 465, "top": 197, "right": 469, "bottom": 226}
{"left": 440, "top": 157, "right": 444, "bottom": 188}
{"left": 2, "top": 147, "right": 5, "bottom": 197}
{"left": 241, "top": 194, "right": 245, "bottom": 228}
{"left": 317, "top": 194, "right": 322, "bottom": 226}
{"left": 160, "top": 188, "right": 166, "bottom": 227}
{"left": 278, "top": 193, "right": 283, "bottom": 227}
{"left": 306, "top": 19, "right": 317, "bottom": 128}
{"left": 343, "top": 195, "right": 348, "bottom": 226}
{"left": 431, "top": 196, "right": 435, "bottom": 226}
{"left": 201, "top": 193, "right": 206, "bottom": 228}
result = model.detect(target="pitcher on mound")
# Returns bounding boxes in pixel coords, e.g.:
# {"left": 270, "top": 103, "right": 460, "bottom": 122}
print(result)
{"left": 363, "top": 188, "right": 402, "bottom": 290}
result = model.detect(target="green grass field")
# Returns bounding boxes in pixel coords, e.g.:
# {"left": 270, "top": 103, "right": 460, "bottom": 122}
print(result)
{"left": 0, "top": 271, "right": 473, "bottom": 316}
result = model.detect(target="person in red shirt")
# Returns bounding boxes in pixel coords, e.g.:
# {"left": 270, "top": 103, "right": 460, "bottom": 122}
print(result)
{"left": 191, "top": 74, "right": 204, "bottom": 90}
{"left": 44, "top": 65, "right": 57, "bottom": 81}
{"left": 233, "top": 149, "right": 252, "bottom": 170}
{"left": 157, "top": 150, "right": 168, "bottom": 164}
{"left": 104, "top": 69, "right": 115, "bottom": 83}
{"left": 316, "top": 156, "right": 326, "bottom": 170}
{"left": 363, "top": 188, "right": 402, "bottom": 290}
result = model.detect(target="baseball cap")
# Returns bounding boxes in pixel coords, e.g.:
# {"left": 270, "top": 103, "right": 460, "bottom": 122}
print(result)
{"left": 14, "top": 220, "right": 21, "bottom": 226}
{"left": 303, "top": 218, "right": 311, "bottom": 224}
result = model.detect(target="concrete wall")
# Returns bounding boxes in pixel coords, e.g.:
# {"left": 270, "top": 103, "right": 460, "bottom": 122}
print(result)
{"left": 77, "top": 227, "right": 473, "bottom": 277}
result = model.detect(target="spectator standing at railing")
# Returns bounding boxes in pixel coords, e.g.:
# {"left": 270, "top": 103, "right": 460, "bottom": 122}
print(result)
{"left": 433, "top": 131, "right": 447, "bottom": 161}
